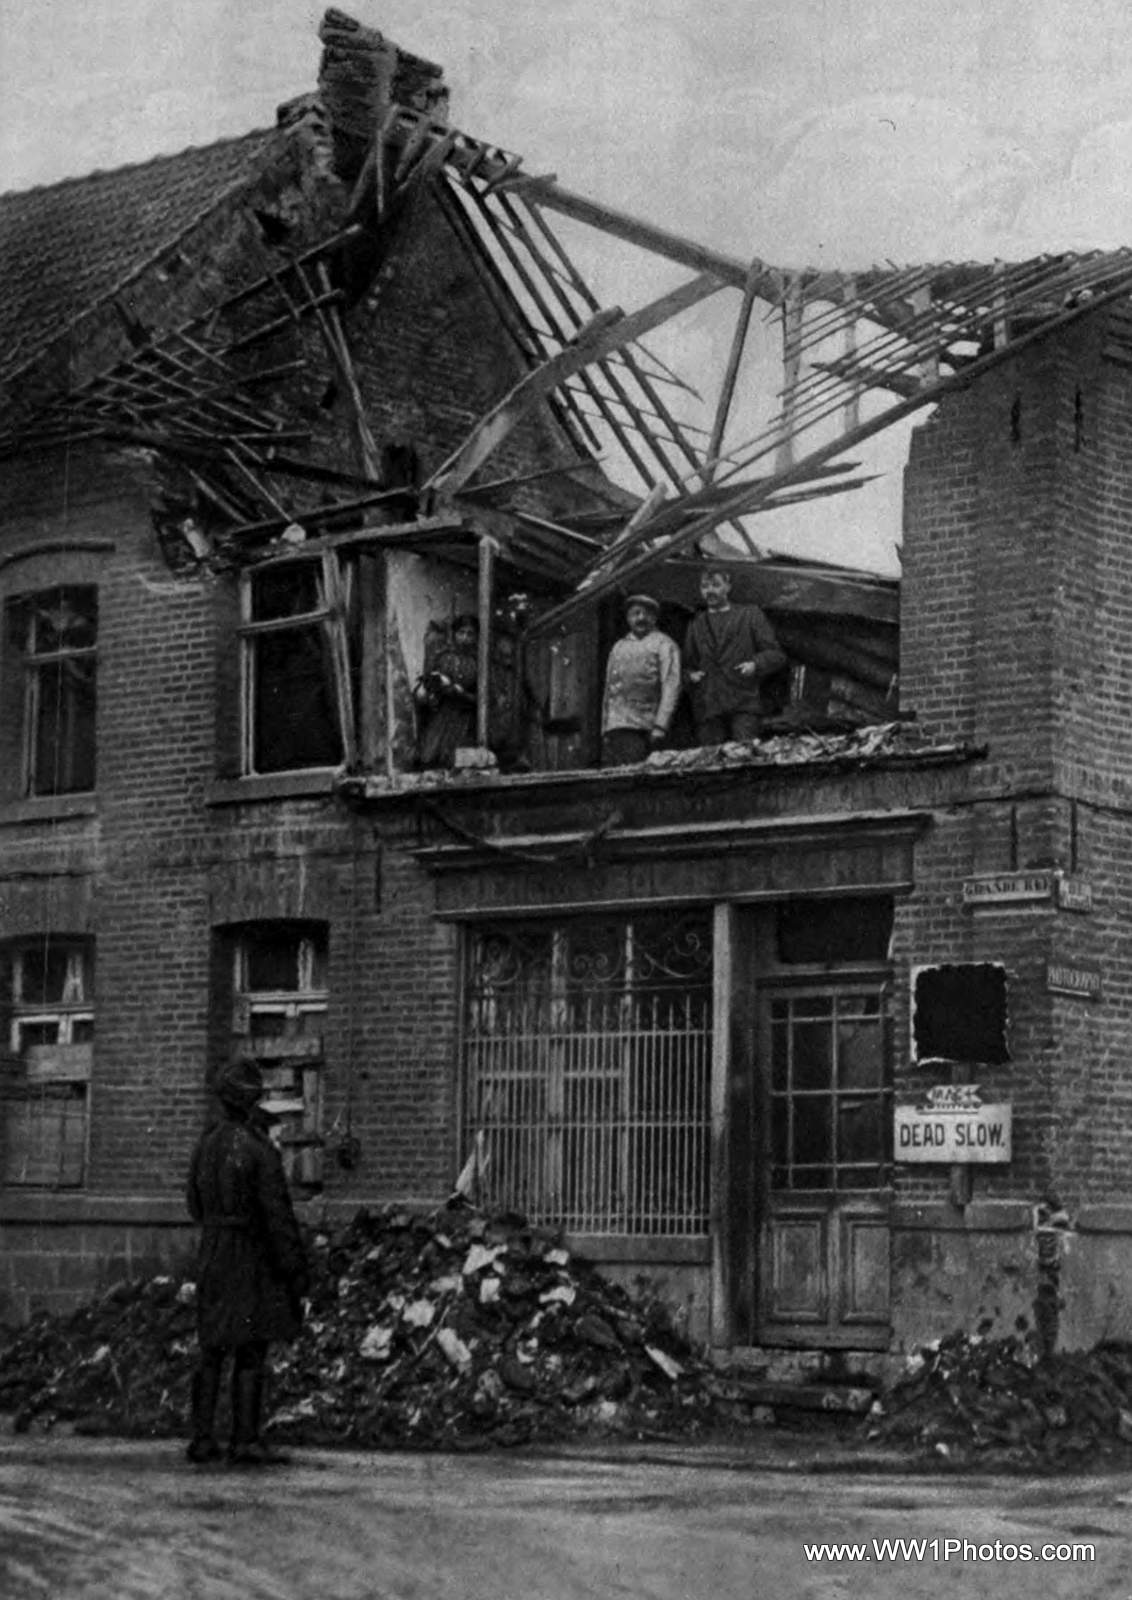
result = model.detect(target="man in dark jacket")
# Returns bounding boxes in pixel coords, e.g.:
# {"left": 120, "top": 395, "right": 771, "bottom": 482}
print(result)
{"left": 185, "top": 1059, "right": 309, "bottom": 1466}
{"left": 683, "top": 566, "right": 787, "bottom": 744}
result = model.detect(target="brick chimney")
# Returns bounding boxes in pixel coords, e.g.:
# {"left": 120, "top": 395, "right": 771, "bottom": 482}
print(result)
{"left": 900, "top": 310, "right": 1132, "bottom": 795}
{"left": 316, "top": 8, "right": 449, "bottom": 181}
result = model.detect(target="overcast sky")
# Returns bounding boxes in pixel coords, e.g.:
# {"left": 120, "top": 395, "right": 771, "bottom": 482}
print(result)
{"left": 3, "top": 0, "right": 1131, "bottom": 572}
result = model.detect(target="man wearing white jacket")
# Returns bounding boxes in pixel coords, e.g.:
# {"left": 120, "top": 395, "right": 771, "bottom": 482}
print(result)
{"left": 600, "top": 594, "right": 681, "bottom": 766}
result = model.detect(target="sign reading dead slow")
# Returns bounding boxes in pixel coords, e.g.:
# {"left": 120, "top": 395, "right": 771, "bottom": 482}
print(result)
{"left": 895, "top": 1086, "right": 1012, "bottom": 1164}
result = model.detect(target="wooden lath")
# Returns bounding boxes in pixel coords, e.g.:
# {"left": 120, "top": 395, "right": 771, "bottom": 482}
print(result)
{"left": 443, "top": 172, "right": 733, "bottom": 504}
{"left": 425, "top": 273, "right": 724, "bottom": 497}
{"left": 525, "top": 256, "right": 1132, "bottom": 635}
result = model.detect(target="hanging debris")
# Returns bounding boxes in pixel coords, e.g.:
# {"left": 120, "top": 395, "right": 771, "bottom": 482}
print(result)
{"left": 0, "top": 1203, "right": 731, "bottom": 1450}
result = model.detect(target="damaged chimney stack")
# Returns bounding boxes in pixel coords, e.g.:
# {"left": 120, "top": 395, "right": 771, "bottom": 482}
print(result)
{"left": 317, "top": 7, "right": 449, "bottom": 181}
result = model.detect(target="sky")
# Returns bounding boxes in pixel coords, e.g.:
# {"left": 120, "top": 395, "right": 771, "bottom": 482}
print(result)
{"left": 4, "top": 0, "right": 1132, "bottom": 574}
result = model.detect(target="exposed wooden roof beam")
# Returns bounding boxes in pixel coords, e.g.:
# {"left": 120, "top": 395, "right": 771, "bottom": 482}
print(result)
{"left": 425, "top": 272, "right": 725, "bottom": 497}
{"left": 527, "top": 262, "right": 1132, "bottom": 634}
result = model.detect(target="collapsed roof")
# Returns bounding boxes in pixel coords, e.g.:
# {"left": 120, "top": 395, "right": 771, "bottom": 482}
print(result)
{"left": 2, "top": 6, "right": 1131, "bottom": 630}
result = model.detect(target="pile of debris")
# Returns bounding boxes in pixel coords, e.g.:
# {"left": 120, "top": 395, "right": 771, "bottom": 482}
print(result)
{"left": 874, "top": 1330, "right": 1132, "bottom": 1467}
{"left": 0, "top": 1203, "right": 728, "bottom": 1449}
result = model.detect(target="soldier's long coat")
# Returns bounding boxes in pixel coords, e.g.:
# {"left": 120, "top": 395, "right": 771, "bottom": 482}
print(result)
{"left": 186, "top": 1113, "right": 308, "bottom": 1348}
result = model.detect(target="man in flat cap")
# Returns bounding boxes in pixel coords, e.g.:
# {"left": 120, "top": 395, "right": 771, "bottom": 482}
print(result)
{"left": 601, "top": 593, "right": 681, "bottom": 765}
{"left": 184, "top": 1059, "right": 309, "bottom": 1466}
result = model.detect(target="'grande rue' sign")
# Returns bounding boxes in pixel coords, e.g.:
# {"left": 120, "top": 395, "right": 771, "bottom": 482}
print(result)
{"left": 962, "top": 871, "right": 1093, "bottom": 910}
{"left": 894, "top": 1086, "right": 1012, "bottom": 1164}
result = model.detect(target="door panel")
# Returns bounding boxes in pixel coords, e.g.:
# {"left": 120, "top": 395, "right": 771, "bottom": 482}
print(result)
{"left": 841, "top": 1209, "right": 891, "bottom": 1324}
{"left": 765, "top": 1207, "right": 828, "bottom": 1324}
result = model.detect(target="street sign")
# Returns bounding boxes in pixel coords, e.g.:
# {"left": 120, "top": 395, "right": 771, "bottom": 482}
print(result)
{"left": 961, "top": 871, "right": 1094, "bottom": 911}
{"left": 1046, "top": 961, "right": 1102, "bottom": 999}
{"left": 962, "top": 871, "right": 1053, "bottom": 905}
{"left": 895, "top": 1086, "right": 1012, "bottom": 1164}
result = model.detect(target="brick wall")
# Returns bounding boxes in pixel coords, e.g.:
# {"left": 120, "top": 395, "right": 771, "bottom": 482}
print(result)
{"left": 0, "top": 160, "right": 603, "bottom": 1320}
{"left": 898, "top": 311, "right": 1132, "bottom": 1224}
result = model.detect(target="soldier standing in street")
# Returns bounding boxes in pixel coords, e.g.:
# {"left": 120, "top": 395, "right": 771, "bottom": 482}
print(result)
{"left": 185, "top": 1059, "right": 309, "bottom": 1466}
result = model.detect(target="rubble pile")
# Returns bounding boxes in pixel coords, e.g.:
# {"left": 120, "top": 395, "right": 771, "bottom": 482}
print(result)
{"left": 0, "top": 1203, "right": 726, "bottom": 1449}
{"left": 0, "top": 1274, "right": 196, "bottom": 1438}
{"left": 875, "top": 1330, "right": 1132, "bottom": 1466}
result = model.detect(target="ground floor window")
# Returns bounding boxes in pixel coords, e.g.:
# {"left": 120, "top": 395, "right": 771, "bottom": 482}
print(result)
{"left": 461, "top": 910, "right": 713, "bottom": 1235}
{"left": 1, "top": 937, "right": 94, "bottom": 1187}
{"left": 229, "top": 922, "right": 328, "bottom": 1190}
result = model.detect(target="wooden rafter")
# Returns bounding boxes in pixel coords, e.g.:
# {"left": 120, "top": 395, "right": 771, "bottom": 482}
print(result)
{"left": 426, "top": 272, "right": 724, "bottom": 497}
{"left": 526, "top": 259, "right": 1132, "bottom": 634}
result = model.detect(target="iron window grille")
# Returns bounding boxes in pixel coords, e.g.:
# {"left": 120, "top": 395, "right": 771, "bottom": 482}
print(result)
{"left": 461, "top": 911, "right": 713, "bottom": 1235}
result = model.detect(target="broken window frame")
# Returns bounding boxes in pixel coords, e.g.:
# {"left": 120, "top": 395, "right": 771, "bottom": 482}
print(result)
{"left": 7, "top": 586, "right": 98, "bottom": 798}
{"left": 230, "top": 924, "right": 328, "bottom": 1190}
{"left": 238, "top": 559, "right": 349, "bottom": 776}
{"left": 460, "top": 911, "right": 713, "bottom": 1237}
{"left": 1, "top": 937, "right": 94, "bottom": 1189}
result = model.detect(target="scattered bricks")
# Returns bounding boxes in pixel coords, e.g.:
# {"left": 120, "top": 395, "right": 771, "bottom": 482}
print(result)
{"left": 874, "top": 1329, "right": 1132, "bottom": 1468}
{"left": 0, "top": 1203, "right": 732, "bottom": 1450}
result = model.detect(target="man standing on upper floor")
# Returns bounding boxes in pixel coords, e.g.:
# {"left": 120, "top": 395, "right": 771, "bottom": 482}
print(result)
{"left": 683, "top": 565, "right": 787, "bottom": 745}
{"left": 600, "top": 593, "right": 681, "bottom": 766}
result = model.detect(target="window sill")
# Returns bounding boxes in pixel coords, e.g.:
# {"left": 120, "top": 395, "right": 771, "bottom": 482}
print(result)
{"left": 0, "top": 794, "right": 97, "bottom": 826}
{"left": 208, "top": 770, "right": 340, "bottom": 806}
{"left": 0, "top": 1191, "right": 189, "bottom": 1224}
{"left": 566, "top": 1234, "right": 710, "bottom": 1265}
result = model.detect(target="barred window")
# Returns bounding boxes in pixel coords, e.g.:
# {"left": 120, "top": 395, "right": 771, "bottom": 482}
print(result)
{"left": 461, "top": 911, "right": 712, "bottom": 1235}
{"left": 1, "top": 937, "right": 94, "bottom": 1188}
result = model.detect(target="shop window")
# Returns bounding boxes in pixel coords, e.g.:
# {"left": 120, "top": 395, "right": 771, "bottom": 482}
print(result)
{"left": 462, "top": 911, "right": 713, "bottom": 1235}
{"left": 240, "top": 562, "right": 344, "bottom": 774}
{"left": 229, "top": 923, "right": 327, "bottom": 1189}
{"left": 912, "top": 963, "right": 1009, "bottom": 1065}
{"left": 5, "top": 587, "right": 97, "bottom": 796}
{"left": 1, "top": 938, "right": 93, "bottom": 1187}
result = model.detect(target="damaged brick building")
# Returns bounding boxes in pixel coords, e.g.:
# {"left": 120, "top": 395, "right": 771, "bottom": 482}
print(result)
{"left": 3, "top": 9, "right": 1132, "bottom": 1379}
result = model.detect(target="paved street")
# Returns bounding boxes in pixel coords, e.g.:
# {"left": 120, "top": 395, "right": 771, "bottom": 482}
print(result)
{"left": 0, "top": 1435, "right": 1127, "bottom": 1599}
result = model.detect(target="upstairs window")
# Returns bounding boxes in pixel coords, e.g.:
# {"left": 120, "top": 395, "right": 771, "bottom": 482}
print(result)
{"left": 240, "top": 563, "right": 344, "bottom": 774}
{"left": 7, "top": 587, "right": 97, "bottom": 795}
{"left": 1, "top": 937, "right": 94, "bottom": 1188}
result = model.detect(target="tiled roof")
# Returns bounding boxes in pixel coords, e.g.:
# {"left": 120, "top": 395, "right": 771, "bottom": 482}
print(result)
{"left": 0, "top": 127, "right": 279, "bottom": 384}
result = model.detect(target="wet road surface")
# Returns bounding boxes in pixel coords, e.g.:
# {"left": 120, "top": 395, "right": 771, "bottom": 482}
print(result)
{"left": 0, "top": 1436, "right": 1128, "bottom": 1598}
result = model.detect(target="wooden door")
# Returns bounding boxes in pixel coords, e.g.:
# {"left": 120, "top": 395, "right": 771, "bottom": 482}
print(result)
{"left": 756, "top": 982, "right": 892, "bottom": 1347}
